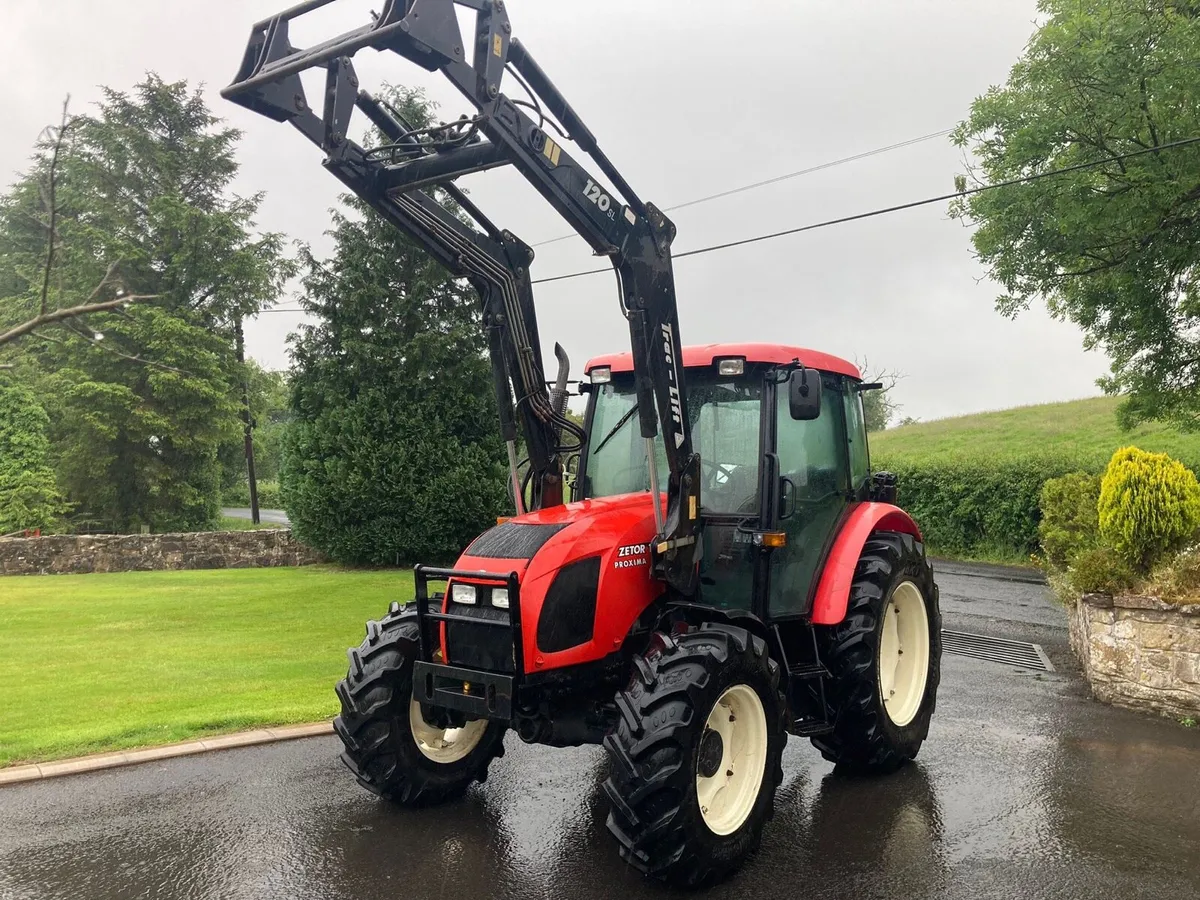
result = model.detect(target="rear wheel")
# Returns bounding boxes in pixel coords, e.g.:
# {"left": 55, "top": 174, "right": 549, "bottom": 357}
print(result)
{"left": 334, "top": 603, "right": 507, "bottom": 805}
{"left": 603, "top": 623, "right": 786, "bottom": 887}
{"left": 812, "top": 532, "right": 941, "bottom": 773}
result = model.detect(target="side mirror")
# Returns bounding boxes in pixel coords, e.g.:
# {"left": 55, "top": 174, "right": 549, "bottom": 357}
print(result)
{"left": 788, "top": 369, "right": 822, "bottom": 420}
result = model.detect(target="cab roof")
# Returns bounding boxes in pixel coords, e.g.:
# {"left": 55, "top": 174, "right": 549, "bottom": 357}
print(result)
{"left": 583, "top": 343, "right": 861, "bottom": 380}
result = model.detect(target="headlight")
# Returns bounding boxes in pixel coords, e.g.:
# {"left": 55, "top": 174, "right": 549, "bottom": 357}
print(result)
{"left": 717, "top": 358, "right": 745, "bottom": 375}
{"left": 590, "top": 366, "right": 611, "bottom": 384}
{"left": 491, "top": 588, "right": 510, "bottom": 609}
{"left": 450, "top": 583, "right": 477, "bottom": 605}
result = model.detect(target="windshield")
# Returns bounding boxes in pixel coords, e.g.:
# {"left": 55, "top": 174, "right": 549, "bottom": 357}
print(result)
{"left": 584, "top": 374, "right": 762, "bottom": 515}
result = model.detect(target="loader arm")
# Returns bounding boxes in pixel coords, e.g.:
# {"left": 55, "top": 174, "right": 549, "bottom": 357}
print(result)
{"left": 222, "top": 0, "right": 701, "bottom": 594}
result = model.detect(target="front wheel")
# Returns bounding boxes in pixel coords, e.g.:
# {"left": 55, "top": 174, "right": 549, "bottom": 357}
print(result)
{"left": 812, "top": 532, "right": 941, "bottom": 773}
{"left": 602, "top": 623, "right": 786, "bottom": 887}
{"left": 333, "top": 603, "right": 507, "bottom": 805}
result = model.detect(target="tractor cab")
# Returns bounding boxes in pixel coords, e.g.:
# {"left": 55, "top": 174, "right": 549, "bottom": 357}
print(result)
{"left": 580, "top": 343, "right": 870, "bottom": 620}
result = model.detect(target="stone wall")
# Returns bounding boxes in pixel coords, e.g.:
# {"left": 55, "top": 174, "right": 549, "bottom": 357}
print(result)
{"left": 1070, "top": 592, "right": 1200, "bottom": 718}
{"left": 0, "top": 530, "right": 324, "bottom": 576}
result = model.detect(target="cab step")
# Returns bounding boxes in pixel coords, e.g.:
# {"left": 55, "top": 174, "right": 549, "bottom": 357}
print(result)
{"left": 789, "top": 717, "right": 834, "bottom": 737}
{"left": 787, "top": 663, "right": 829, "bottom": 680}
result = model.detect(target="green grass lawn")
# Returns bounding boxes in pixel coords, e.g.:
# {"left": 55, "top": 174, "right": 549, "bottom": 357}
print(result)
{"left": 0, "top": 566, "right": 412, "bottom": 767}
{"left": 872, "top": 395, "right": 1200, "bottom": 465}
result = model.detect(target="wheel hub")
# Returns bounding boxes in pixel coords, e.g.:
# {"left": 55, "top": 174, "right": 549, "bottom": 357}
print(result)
{"left": 695, "top": 683, "right": 769, "bottom": 836}
{"left": 697, "top": 728, "right": 724, "bottom": 778}
{"left": 408, "top": 697, "right": 487, "bottom": 763}
{"left": 877, "top": 580, "right": 931, "bottom": 728}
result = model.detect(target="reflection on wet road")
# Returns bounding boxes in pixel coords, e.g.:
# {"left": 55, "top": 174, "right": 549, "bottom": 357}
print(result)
{"left": 1, "top": 566, "right": 1198, "bottom": 899}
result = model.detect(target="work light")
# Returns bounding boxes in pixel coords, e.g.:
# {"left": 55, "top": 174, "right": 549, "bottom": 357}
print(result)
{"left": 450, "top": 583, "right": 477, "bottom": 605}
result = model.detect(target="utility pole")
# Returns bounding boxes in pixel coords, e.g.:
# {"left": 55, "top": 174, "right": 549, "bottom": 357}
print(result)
{"left": 234, "top": 318, "right": 260, "bottom": 524}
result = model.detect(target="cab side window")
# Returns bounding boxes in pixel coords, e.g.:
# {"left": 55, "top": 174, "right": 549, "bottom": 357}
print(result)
{"left": 843, "top": 386, "right": 871, "bottom": 496}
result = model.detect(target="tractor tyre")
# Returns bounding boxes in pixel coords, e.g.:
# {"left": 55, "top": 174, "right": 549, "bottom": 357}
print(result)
{"left": 812, "top": 531, "right": 941, "bottom": 774}
{"left": 333, "top": 603, "right": 506, "bottom": 806}
{"left": 602, "top": 623, "right": 786, "bottom": 887}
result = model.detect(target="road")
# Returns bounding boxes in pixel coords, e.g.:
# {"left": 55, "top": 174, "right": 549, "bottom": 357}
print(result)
{"left": 2, "top": 564, "right": 1198, "bottom": 900}
{"left": 221, "top": 507, "right": 290, "bottom": 526}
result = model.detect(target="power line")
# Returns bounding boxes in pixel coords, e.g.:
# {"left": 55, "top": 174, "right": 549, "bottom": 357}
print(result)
{"left": 529, "top": 136, "right": 1200, "bottom": 286}
{"left": 529, "top": 127, "right": 954, "bottom": 247}
{"left": 257, "top": 135, "right": 1200, "bottom": 309}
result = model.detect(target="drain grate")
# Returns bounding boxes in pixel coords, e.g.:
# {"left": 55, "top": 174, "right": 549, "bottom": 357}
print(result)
{"left": 941, "top": 630, "right": 1054, "bottom": 672}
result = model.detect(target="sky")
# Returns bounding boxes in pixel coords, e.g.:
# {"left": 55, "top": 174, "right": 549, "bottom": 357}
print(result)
{"left": 0, "top": 0, "right": 1111, "bottom": 423}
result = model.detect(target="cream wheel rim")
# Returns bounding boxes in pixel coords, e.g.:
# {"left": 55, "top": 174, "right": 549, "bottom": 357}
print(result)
{"left": 408, "top": 698, "right": 488, "bottom": 764}
{"left": 695, "top": 683, "right": 769, "bottom": 836}
{"left": 878, "top": 581, "right": 931, "bottom": 727}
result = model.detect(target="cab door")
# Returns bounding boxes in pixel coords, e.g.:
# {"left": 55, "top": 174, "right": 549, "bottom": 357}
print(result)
{"left": 692, "top": 377, "right": 764, "bottom": 611}
{"left": 767, "top": 373, "right": 852, "bottom": 618}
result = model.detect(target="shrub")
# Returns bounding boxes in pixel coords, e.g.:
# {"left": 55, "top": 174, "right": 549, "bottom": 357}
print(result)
{"left": 1038, "top": 472, "right": 1102, "bottom": 567}
{"left": 1067, "top": 545, "right": 1135, "bottom": 595}
{"left": 280, "top": 89, "right": 506, "bottom": 566}
{"left": 876, "top": 453, "right": 1087, "bottom": 559}
{"left": 0, "top": 381, "right": 69, "bottom": 533}
{"left": 1147, "top": 546, "right": 1200, "bottom": 605}
{"left": 1097, "top": 447, "right": 1200, "bottom": 572}
{"left": 222, "top": 480, "right": 281, "bottom": 509}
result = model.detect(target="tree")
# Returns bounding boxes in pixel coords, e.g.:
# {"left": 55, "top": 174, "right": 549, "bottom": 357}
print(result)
{"left": 0, "top": 103, "right": 155, "bottom": 350}
{"left": 219, "top": 361, "right": 291, "bottom": 490}
{"left": 0, "top": 77, "right": 294, "bottom": 532}
{"left": 856, "top": 358, "right": 901, "bottom": 432}
{"left": 0, "top": 379, "right": 68, "bottom": 534}
{"left": 952, "top": 0, "right": 1200, "bottom": 429}
{"left": 281, "top": 89, "right": 508, "bottom": 565}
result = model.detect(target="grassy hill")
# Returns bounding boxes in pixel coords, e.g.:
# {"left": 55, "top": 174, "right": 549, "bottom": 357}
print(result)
{"left": 871, "top": 396, "right": 1200, "bottom": 467}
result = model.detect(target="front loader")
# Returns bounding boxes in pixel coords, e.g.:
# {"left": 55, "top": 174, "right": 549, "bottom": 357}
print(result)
{"left": 222, "top": 0, "right": 942, "bottom": 886}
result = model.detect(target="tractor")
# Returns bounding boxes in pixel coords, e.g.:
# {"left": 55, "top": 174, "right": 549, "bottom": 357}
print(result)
{"left": 223, "top": 0, "right": 941, "bottom": 886}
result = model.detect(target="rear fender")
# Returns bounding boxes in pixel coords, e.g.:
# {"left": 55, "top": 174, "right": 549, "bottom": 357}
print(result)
{"left": 810, "top": 502, "right": 922, "bottom": 625}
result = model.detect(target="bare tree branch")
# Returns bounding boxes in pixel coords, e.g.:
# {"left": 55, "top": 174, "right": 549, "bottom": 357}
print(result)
{"left": 38, "top": 99, "right": 72, "bottom": 317}
{"left": 0, "top": 293, "right": 155, "bottom": 348}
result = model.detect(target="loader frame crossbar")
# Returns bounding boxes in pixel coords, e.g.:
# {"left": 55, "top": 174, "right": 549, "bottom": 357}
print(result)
{"left": 222, "top": 0, "right": 702, "bottom": 593}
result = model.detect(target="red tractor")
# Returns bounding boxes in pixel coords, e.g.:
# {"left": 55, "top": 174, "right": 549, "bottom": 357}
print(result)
{"left": 224, "top": 0, "right": 941, "bottom": 886}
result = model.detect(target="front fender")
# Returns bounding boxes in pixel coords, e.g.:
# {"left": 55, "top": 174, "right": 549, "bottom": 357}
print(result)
{"left": 810, "top": 502, "right": 923, "bottom": 625}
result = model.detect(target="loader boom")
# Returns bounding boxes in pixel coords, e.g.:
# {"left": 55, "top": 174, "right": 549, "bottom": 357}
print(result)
{"left": 222, "top": 0, "right": 701, "bottom": 593}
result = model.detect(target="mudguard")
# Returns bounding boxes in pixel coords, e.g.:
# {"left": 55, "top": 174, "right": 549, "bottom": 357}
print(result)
{"left": 810, "top": 502, "right": 923, "bottom": 625}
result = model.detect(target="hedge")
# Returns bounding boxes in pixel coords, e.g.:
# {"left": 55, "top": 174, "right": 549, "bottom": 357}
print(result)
{"left": 875, "top": 454, "right": 1095, "bottom": 560}
{"left": 221, "top": 480, "right": 281, "bottom": 510}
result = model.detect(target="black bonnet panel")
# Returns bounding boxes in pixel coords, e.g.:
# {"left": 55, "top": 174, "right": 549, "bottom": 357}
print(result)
{"left": 466, "top": 522, "right": 568, "bottom": 559}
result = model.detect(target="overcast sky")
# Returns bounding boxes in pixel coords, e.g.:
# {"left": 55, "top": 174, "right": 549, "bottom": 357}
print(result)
{"left": 1, "top": 0, "right": 1109, "bottom": 423}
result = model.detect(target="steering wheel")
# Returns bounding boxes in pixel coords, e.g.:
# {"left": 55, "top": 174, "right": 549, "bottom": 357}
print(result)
{"left": 700, "top": 457, "right": 736, "bottom": 486}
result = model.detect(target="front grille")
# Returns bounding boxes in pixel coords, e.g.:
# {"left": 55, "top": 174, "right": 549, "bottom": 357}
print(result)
{"left": 445, "top": 601, "right": 516, "bottom": 673}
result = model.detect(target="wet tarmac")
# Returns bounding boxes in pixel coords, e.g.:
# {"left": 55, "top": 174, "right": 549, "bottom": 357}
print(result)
{"left": 2, "top": 565, "right": 1198, "bottom": 899}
